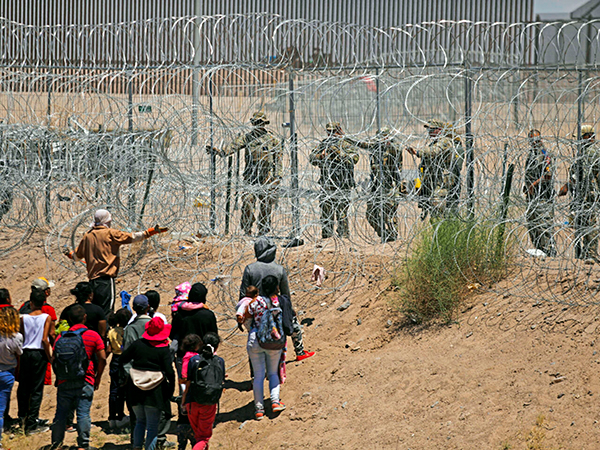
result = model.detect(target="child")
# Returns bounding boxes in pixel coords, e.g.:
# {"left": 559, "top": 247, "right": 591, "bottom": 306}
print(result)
{"left": 107, "top": 308, "right": 132, "bottom": 429}
{"left": 181, "top": 334, "right": 202, "bottom": 384}
{"left": 236, "top": 285, "right": 258, "bottom": 332}
{"left": 177, "top": 334, "right": 202, "bottom": 450}
{"left": 184, "top": 332, "right": 225, "bottom": 450}
{"left": 170, "top": 281, "right": 192, "bottom": 315}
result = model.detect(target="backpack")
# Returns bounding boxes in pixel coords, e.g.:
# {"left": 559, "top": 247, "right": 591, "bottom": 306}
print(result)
{"left": 190, "top": 355, "right": 224, "bottom": 405}
{"left": 256, "top": 296, "right": 286, "bottom": 350}
{"left": 52, "top": 327, "right": 89, "bottom": 381}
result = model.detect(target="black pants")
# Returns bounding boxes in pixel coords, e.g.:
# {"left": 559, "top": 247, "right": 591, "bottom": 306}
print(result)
{"left": 90, "top": 276, "right": 116, "bottom": 317}
{"left": 17, "top": 349, "right": 47, "bottom": 430}
{"left": 108, "top": 355, "right": 126, "bottom": 421}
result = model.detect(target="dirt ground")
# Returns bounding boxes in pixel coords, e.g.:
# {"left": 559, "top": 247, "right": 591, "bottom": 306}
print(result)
{"left": 2, "top": 232, "right": 600, "bottom": 450}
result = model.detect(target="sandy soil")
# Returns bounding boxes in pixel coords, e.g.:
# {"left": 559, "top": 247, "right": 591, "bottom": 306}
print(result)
{"left": 1, "top": 231, "right": 599, "bottom": 450}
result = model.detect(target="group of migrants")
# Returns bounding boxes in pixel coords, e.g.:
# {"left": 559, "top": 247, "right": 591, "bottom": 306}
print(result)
{"left": 207, "top": 112, "right": 465, "bottom": 242}
{"left": 0, "top": 209, "right": 313, "bottom": 450}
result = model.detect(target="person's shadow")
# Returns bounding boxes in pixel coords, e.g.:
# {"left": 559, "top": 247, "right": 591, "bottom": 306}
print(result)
{"left": 224, "top": 379, "right": 252, "bottom": 392}
{"left": 215, "top": 400, "right": 255, "bottom": 424}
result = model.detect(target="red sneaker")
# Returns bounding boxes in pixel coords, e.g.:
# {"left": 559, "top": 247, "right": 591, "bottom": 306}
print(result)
{"left": 272, "top": 401, "right": 286, "bottom": 412}
{"left": 296, "top": 351, "right": 315, "bottom": 361}
{"left": 255, "top": 410, "right": 265, "bottom": 420}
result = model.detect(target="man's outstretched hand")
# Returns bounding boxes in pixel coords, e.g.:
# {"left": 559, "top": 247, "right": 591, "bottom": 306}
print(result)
{"left": 147, "top": 225, "right": 169, "bottom": 237}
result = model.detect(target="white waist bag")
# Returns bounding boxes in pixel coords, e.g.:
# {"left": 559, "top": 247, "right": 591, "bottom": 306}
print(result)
{"left": 130, "top": 368, "right": 164, "bottom": 391}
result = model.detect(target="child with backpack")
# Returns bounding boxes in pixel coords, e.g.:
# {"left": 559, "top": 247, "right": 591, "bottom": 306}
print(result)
{"left": 183, "top": 332, "right": 224, "bottom": 450}
{"left": 174, "top": 334, "right": 202, "bottom": 450}
{"left": 246, "top": 275, "right": 286, "bottom": 420}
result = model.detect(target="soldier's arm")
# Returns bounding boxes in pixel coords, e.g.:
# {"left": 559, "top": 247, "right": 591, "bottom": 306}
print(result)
{"left": 219, "top": 133, "right": 247, "bottom": 157}
{"left": 558, "top": 164, "right": 574, "bottom": 196}
{"left": 391, "top": 142, "right": 404, "bottom": 183}
{"left": 345, "top": 136, "right": 373, "bottom": 150}
{"left": 309, "top": 142, "right": 325, "bottom": 165}
{"left": 341, "top": 140, "right": 360, "bottom": 164}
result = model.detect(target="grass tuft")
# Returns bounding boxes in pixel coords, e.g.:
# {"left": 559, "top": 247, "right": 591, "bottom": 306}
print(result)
{"left": 393, "top": 217, "right": 512, "bottom": 324}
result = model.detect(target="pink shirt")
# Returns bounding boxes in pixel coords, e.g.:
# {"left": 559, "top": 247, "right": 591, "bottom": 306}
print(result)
{"left": 181, "top": 351, "right": 198, "bottom": 379}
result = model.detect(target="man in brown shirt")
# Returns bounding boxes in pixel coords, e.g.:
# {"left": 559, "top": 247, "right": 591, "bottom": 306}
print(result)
{"left": 64, "top": 209, "right": 167, "bottom": 315}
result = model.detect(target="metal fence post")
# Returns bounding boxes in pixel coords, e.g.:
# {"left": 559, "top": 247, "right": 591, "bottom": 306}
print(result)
{"left": 127, "top": 69, "right": 136, "bottom": 227}
{"left": 209, "top": 72, "right": 216, "bottom": 232}
{"left": 465, "top": 70, "right": 475, "bottom": 220}
{"left": 375, "top": 68, "right": 385, "bottom": 243}
{"left": 289, "top": 69, "right": 300, "bottom": 237}
{"left": 44, "top": 73, "right": 52, "bottom": 225}
{"left": 574, "top": 69, "right": 584, "bottom": 259}
{"left": 191, "top": 67, "right": 199, "bottom": 146}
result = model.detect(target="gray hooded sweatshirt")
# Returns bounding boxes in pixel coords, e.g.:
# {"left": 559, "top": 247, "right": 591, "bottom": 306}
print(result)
{"left": 239, "top": 237, "right": 290, "bottom": 300}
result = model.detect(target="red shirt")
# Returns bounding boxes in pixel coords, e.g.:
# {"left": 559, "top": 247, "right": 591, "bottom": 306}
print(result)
{"left": 54, "top": 324, "right": 105, "bottom": 386}
{"left": 19, "top": 302, "right": 57, "bottom": 321}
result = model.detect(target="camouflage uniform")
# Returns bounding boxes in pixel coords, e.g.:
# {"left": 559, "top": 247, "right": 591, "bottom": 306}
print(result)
{"left": 0, "top": 163, "right": 13, "bottom": 222}
{"left": 310, "top": 123, "right": 359, "bottom": 239}
{"left": 523, "top": 142, "right": 556, "bottom": 256}
{"left": 414, "top": 121, "right": 455, "bottom": 218}
{"left": 354, "top": 128, "right": 403, "bottom": 241}
{"left": 445, "top": 131, "right": 464, "bottom": 214}
{"left": 223, "top": 112, "right": 282, "bottom": 236}
{"left": 568, "top": 130, "right": 600, "bottom": 260}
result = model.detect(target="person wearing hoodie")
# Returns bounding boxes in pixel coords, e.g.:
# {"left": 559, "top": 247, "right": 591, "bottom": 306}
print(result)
{"left": 239, "top": 237, "right": 314, "bottom": 361}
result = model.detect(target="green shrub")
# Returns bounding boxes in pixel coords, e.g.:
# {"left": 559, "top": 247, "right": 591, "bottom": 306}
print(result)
{"left": 394, "top": 217, "right": 511, "bottom": 323}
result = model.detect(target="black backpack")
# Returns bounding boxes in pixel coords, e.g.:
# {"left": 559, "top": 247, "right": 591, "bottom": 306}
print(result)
{"left": 190, "top": 355, "right": 224, "bottom": 405}
{"left": 52, "top": 328, "right": 89, "bottom": 381}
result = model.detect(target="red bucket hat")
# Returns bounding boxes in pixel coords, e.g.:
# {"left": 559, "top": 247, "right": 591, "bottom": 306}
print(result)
{"left": 142, "top": 316, "right": 171, "bottom": 342}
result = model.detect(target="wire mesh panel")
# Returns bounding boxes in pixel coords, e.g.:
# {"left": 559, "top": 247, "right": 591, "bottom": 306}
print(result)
{"left": 3, "top": 16, "right": 600, "bottom": 317}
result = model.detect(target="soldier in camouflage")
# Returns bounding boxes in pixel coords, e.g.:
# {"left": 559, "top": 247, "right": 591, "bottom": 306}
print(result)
{"left": 208, "top": 112, "right": 283, "bottom": 236}
{"left": 559, "top": 124, "right": 600, "bottom": 261}
{"left": 406, "top": 120, "right": 455, "bottom": 220}
{"left": 523, "top": 129, "right": 556, "bottom": 257}
{"left": 309, "top": 122, "right": 359, "bottom": 239}
{"left": 352, "top": 127, "right": 404, "bottom": 242}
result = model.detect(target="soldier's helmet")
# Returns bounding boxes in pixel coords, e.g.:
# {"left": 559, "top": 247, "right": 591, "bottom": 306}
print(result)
{"left": 250, "top": 111, "right": 270, "bottom": 126}
{"left": 325, "top": 122, "right": 342, "bottom": 132}
{"left": 581, "top": 124, "right": 595, "bottom": 136}
{"left": 424, "top": 119, "right": 446, "bottom": 130}
{"left": 377, "top": 126, "right": 391, "bottom": 136}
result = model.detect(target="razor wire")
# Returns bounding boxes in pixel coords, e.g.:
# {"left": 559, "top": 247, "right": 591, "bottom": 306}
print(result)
{"left": 2, "top": 15, "right": 600, "bottom": 325}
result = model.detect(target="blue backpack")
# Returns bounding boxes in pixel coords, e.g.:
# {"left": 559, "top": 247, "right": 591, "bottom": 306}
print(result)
{"left": 52, "top": 328, "right": 89, "bottom": 381}
{"left": 256, "top": 296, "right": 286, "bottom": 350}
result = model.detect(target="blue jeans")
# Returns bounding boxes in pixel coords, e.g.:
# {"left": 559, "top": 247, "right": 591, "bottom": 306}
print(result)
{"left": 132, "top": 404, "right": 161, "bottom": 450}
{"left": 51, "top": 382, "right": 94, "bottom": 448}
{"left": 247, "top": 332, "right": 282, "bottom": 411}
{"left": 0, "top": 369, "right": 15, "bottom": 436}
